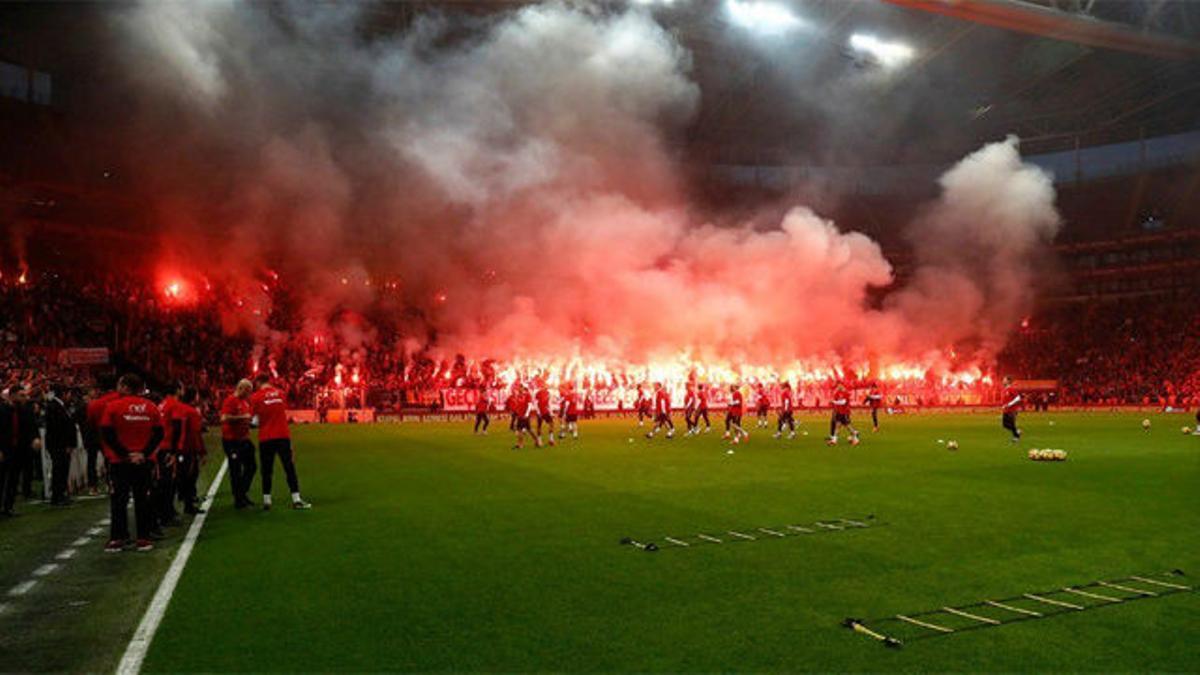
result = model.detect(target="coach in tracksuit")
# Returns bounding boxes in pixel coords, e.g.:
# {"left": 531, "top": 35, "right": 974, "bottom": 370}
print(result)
{"left": 250, "top": 375, "right": 311, "bottom": 510}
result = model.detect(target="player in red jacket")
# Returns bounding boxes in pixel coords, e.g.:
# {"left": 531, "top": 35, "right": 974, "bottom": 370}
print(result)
{"left": 634, "top": 384, "right": 651, "bottom": 427}
{"left": 755, "top": 383, "right": 771, "bottom": 428}
{"left": 561, "top": 384, "right": 581, "bottom": 440}
{"left": 220, "top": 379, "right": 257, "bottom": 508}
{"left": 153, "top": 383, "right": 184, "bottom": 528}
{"left": 828, "top": 383, "right": 860, "bottom": 446}
{"left": 169, "top": 387, "right": 207, "bottom": 515}
{"left": 723, "top": 384, "right": 749, "bottom": 443}
{"left": 101, "top": 373, "right": 164, "bottom": 552}
{"left": 774, "top": 381, "right": 796, "bottom": 440}
{"left": 534, "top": 383, "right": 557, "bottom": 447}
{"left": 512, "top": 384, "right": 537, "bottom": 449}
{"left": 84, "top": 378, "right": 120, "bottom": 495}
{"left": 473, "top": 386, "right": 491, "bottom": 435}
{"left": 864, "top": 384, "right": 884, "bottom": 432}
{"left": 695, "top": 384, "right": 712, "bottom": 433}
{"left": 683, "top": 383, "right": 698, "bottom": 436}
{"left": 251, "top": 374, "right": 312, "bottom": 510}
{"left": 645, "top": 382, "right": 675, "bottom": 439}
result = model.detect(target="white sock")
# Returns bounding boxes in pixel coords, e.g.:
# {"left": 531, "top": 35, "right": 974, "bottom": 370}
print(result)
{"left": 291, "top": 492, "right": 302, "bottom": 503}
{"left": 263, "top": 494, "right": 273, "bottom": 506}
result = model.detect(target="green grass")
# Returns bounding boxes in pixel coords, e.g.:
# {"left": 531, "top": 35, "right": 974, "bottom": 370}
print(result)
{"left": 4, "top": 412, "right": 1198, "bottom": 671}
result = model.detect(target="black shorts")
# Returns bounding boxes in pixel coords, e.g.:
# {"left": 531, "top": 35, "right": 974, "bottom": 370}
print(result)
{"left": 779, "top": 410, "right": 794, "bottom": 422}
{"left": 516, "top": 417, "right": 532, "bottom": 431}
{"left": 757, "top": 406, "right": 770, "bottom": 415}
{"left": 833, "top": 413, "right": 850, "bottom": 426}
{"left": 655, "top": 412, "right": 671, "bottom": 423}
{"left": 565, "top": 414, "right": 578, "bottom": 423}
{"left": 726, "top": 412, "right": 742, "bottom": 424}
{"left": 538, "top": 412, "right": 553, "bottom": 424}
{"left": 1002, "top": 412, "right": 1017, "bottom": 430}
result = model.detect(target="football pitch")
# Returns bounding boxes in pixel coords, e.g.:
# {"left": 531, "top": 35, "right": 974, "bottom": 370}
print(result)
{"left": 3, "top": 411, "right": 1199, "bottom": 672}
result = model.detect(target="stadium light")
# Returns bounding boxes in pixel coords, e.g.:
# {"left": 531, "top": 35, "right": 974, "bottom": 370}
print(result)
{"left": 847, "top": 33, "right": 914, "bottom": 68}
{"left": 726, "top": 0, "right": 802, "bottom": 35}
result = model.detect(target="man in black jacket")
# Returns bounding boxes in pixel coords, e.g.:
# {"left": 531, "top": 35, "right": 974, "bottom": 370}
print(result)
{"left": 13, "top": 386, "right": 41, "bottom": 501}
{"left": 44, "top": 384, "right": 78, "bottom": 505}
{"left": 0, "top": 389, "right": 19, "bottom": 516}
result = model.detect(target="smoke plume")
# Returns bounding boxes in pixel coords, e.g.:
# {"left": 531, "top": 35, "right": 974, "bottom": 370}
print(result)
{"left": 112, "top": 1, "right": 1060, "bottom": 373}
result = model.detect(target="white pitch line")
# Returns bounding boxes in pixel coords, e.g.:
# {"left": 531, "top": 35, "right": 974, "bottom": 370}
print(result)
{"left": 696, "top": 534, "right": 722, "bottom": 543}
{"left": 87, "top": 527, "right": 104, "bottom": 536}
{"left": 727, "top": 530, "right": 755, "bottom": 540}
{"left": 840, "top": 519, "right": 868, "bottom": 527}
{"left": 942, "top": 606, "right": 1001, "bottom": 625}
{"left": 100, "top": 518, "right": 111, "bottom": 525}
{"left": 116, "top": 460, "right": 227, "bottom": 675}
{"left": 815, "top": 522, "right": 843, "bottom": 530}
{"left": 664, "top": 537, "right": 690, "bottom": 547}
{"left": 1024, "top": 593, "right": 1082, "bottom": 610}
{"left": 0, "top": 602, "right": 8, "bottom": 616}
{"left": 896, "top": 614, "right": 954, "bottom": 633}
{"left": 8, "top": 580, "right": 38, "bottom": 597}
{"left": 1063, "top": 587, "right": 1122, "bottom": 603}
{"left": 758, "top": 528, "right": 785, "bottom": 537}
{"left": 72, "top": 537, "right": 91, "bottom": 547}
{"left": 986, "top": 600, "right": 1041, "bottom": 617}
{"left": 1100, "top": 581, "right": 1156, "bottom": 597}
{"left": 56, "top": 549, "right": 78, "bottom": 561}
{"left": 787, "top": 525, "right": 814, "bottom": 534}
{"left": 32, "top": 564, "right": 59, "bottom": 577}
{"left": 1131, "top": 575, "right": 1191, "bottom": 591}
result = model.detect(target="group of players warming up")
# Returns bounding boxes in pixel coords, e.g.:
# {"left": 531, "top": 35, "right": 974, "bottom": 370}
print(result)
{"left": 469, "top": 379, "right": 1033, "bottom": 449}
{"left": 97, "top": 372, "right": 311, "bottom": 553}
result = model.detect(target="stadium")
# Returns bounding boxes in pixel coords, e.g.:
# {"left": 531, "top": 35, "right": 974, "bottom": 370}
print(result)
{"left": 1, "top": 0, "right": 1198, "bottom": 672}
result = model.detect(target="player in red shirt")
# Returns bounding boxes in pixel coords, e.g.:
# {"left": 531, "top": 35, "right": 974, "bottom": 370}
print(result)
{"left": 153, "top": 384, "right": 184, "bottom": 528}
{"left": 101, "top": 373, "right": 164, "bottom": 552}
{"left": 251, "top": 374, "right": 312, "bottom": 510}
{"left": 696, "top": 384, "right": 712, "bottom": 433}
{"left": 774, "top": 381, "right": 796, "bottom": 440}
{"left": 169, "top": 387, "right": 207, "bottom": 515}
{"left": 634, "top": 384, "right": 651, "bottom": 427}
{"left": 864, "top": 384, "right": 884, "bottom": 432}
{"left": 505, "top": 389, "right": 518, "bottom": 431}
{"left": 755, "top": 383, "right": 771, "bottom": 428}
{"left": 220, "top": 379, "right": 257, "bottom": 508}
{"left": 562, "top": 384, "right": 580, "bottom": 440}
{"left": 512, "top": 384, "right": 537, "bottom": 449}
{"left": 828, "top": 383, "right": 860, "bottom": 446}
{"left": 645, "top": 382, "right": 675, "bottom": 439}
{"left": 534, "top": 382, "right": 557, "bottom": 447}
{"left": 473, "top": 386, "right": 492, "bottom": 435}
{"left": 723, "top": 384, "right": 749, "bottom": 443}
{"left": 1001, "top": 378, "right": 1022, "bottom": 442}
{"left": 84, "top": 376, "right": 120, "bottom": 495}
{"left": 683, "top": 383, "right": 698, "bottom": 436}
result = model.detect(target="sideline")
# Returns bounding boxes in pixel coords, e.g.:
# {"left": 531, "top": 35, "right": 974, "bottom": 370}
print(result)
{"left": 115, "top": 460, "right": 228, "bottom": 675}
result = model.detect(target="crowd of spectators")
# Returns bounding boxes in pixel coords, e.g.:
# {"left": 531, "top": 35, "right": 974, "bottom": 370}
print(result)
{"left": 3, "top": 268, "right": 1199, "bottom": 411}
{"left": 998, "top": 290, "right": 1200, "bottom": 407}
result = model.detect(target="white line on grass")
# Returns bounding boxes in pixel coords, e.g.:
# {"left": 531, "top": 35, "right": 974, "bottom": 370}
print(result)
{"left": 71, "top": 537, "right": 90, "bottom": 547}
{"left": 56, "top": 549, "right": 78, "bottom": 561}
{"left": 0, "top": 602, "right": 8, "bottom": 615}
{"left": 8, "top": 580, "right": 38, "bottom": 597}
{"left": 116, "top": 460, "right": 227, "bottom": 675}
{"left": 32, "top": 564, "right": 59, "bottom": 577}
{"left": 86, "top": 527, "right": 104, "bottom": 536}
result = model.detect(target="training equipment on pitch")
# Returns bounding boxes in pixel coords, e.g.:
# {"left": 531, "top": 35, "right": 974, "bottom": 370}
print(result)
{"left": 946, "top": 440, "right": 958, "bottom": 450}
{"left": 844, "top": 569, "right": 1191, "bottom": 649}
{"left": 622, "top": 515, "right": 879, "bottom": 553}
{"left": 1028, "top": 448, "right": 1067, "bottom": 461}
{"left": 1142, "top": 419, "right": 1151, "bottom": 430}
{"left": 619, "top": 536, "right": 659, "bottom": 552}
